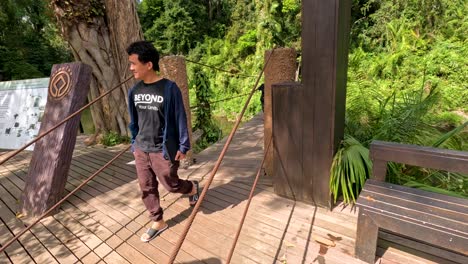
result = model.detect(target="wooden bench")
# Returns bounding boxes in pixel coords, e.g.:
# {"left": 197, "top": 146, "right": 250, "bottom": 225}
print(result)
{"left": 354, "top": 141, "right": 468, "bottom": 263}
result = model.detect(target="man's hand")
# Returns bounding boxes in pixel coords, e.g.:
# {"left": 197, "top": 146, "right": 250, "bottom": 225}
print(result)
{"left": 175, "top": 151, "right": 186, "bottom": 161}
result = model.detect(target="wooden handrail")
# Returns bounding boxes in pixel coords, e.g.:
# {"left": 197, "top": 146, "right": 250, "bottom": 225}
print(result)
{"left": 370, "top": 140, "right": 468, "bottom": 181}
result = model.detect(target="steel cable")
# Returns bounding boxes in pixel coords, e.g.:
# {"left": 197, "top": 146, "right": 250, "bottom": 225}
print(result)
{"left": 189, "top": 92, "right": 252, "bottom": 109}
{"left": 0, "top": 145, "right": 131, "bottom": 254}
{"left": 167, "top": 49, "right": 275, "bottom": 263}
{"left": 185, "top": 59, "right": 256, "bottom": 78}
{"left": 225, "top": 135, "right": 272, "bottom": 263}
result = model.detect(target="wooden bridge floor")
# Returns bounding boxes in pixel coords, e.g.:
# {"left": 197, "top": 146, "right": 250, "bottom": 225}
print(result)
{"left": 0, "top": 115, "right": 453, "bottom": 264}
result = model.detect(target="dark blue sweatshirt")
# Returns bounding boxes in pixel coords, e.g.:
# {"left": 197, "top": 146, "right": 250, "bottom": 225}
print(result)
{"left": 128, "top": 78, "right": 190, "bottom": 161}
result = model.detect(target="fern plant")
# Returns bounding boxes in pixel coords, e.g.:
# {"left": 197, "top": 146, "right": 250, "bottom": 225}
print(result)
{"left": 329, "top": 135, "right": 372, "bottom": 204}
{"left": 331, "top": 119, "right": 467, "bottom": 204}
{"left": 331, "top": 80, "right": 463, "bottom": 204}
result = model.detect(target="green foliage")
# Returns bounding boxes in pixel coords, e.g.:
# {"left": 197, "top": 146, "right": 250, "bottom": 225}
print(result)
{"left": 138, "top": 0, "right": 164, "bottom": 37}
{"left": 138, "top": 0, "right": 467, "bottom": 198}
{"left": 330, "top": 135, "right": 372, "bottom": 204}
{"left": 335, "top": 71, "right": 466, "bottom": 203}
{"left": 139, "top": 0, "right": 300, "bottom": 120}
{"left": 101, "top": 131, "right": 130, "bottom": 147}
{"left": 4, "top": 0, "right": 462, "bottom": 200}
{"left": 432, "top": 121, "right": 467, "bottom": 148}
{"left": 332, "top": 122, "right": 468, "bottom": 203}
{"left": 348, "top": 0, "right": 467, "bottom": 117}
{"left": 80, "top": 108, "right": 95, "bottom": 134}
{"left": 191, "top": 66, "right": 221, "bottom": 152}
{"left": 0, "top": 0, "right": 71, "bottom": 81}
{"left": 145, "top": 2, "right": 197, "bottom": 54}
{"left": 404, "top": 180, "right": 467, "bottom": 198}
{"left": 142, "top": 0, "right": 232, "bottom": 54}
{"left": 386, "top": 122, "right": 468, "bottom": 199}
{"left": 237, "top": 29, "right": 257, "bottom": 57}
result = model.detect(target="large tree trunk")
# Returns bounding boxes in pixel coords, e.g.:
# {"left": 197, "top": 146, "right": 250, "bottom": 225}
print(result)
{"left": 51, "top": 0, "right": 143, "bottom": 137}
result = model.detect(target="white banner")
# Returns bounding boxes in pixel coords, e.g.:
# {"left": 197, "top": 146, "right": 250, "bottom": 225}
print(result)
{"left": 0, "top": 78, "right": 49, "bottom": 150}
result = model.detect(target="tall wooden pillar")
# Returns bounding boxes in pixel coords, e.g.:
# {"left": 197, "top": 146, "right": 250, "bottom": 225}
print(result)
{"left": 159, "top": 56, "right": 193, "bottom": 166}
{"left": 21, "top": 62, "right": 92, "bottom": 218}
{"left": 272, "top": 0, "right": 351, "bottom": 207}
{"left": 264, "top": 48, "right": 297, "bottom": 177}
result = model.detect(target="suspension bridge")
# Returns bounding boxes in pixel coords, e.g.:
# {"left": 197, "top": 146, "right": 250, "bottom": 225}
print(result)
{"left": 1, "top": 115, "right": 368, "bottom": 264}
{"left": 1, "top": 1, "right": 466, "bottom": 263}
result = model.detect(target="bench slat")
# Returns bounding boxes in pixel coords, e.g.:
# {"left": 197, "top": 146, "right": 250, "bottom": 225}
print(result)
{"left": 361, "top": 207, "right": 468, "bottom": 256}
{"left": 355, "top": 141, "right": 468, "bottom": 263}
{"left": 359, "top": 181, "right": 468, "bottom": 229}
{"left": 364, "top": 179, "right": 468, "bottom": 209}
{"left": 380, "top": 231, "right": 468, "bottom": 264}
{"left": 359, "top": 196, "right": 468, "bottom": 237}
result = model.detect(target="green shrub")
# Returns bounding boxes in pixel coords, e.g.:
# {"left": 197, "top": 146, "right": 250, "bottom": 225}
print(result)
{"left": 426, "top": 111, "right": 465, "bottom": 130}
{"left": 191, "top": 66, "right": 222, "bottom": 152}
{"left": 101, "top": 131, "right": 130, "bottom": 147}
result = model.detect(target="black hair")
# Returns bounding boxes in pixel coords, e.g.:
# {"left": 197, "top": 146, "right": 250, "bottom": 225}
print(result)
{"left": 126, "top": 41, "right": 160, "bottom": 71}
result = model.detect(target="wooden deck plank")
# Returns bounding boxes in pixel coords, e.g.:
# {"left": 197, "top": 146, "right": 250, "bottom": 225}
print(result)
{"left": 81, "top": 251, "right": 101, "bottom": 264}
{"left": 161, "top": 188, "right": 330, "bottom": 262}
{"left": 115, "top": 228, "right": 170, "bottom": 264}
{"left": 41, "top": 211, "right": 102, "bottom": 260}
{"left": 67, "top": 148, "right": 260, "bottom": 262}
{"left": 0, "top": 179, "right": 77, "bottom": 263}
{"left": 165, "top": 187, "right": 359, "bottom": 262}
{"left": 60, "top": 197, "right": 171, "bottom": 264}
{"left": 0, "top": 208, "right": 35, "bottom": 264}
{"left": 166, "top": 205, "right": 272, "bottom": 263}
{"left": 61, "top": 169, "right": 201, "bottom": 264}
{"left": 64, "top": 181, "right": 134, "bottom": 227}
{"left": 103, "top": 251, "right": 131, "bottom": 264}
{"left": 377, "top": 238, "right": 460, "bottom": 264}
{"left": 209, "top": 182, "right": 357, "bottom": 236}
{"left": 62, "top": 176, "right": 203, "bottom": 263}
{"left": 93, "top": 243, "right": 113, "bottom": 260}
{"left": 206, "top": 190, "right": 357, "bottom": 247}
{"left": 2, "top": 115, "right": 452, "bottom": 264}
{"left": 158, "top": 206, "right": 260, "bottom": 263}
{"left": 66, "top": 171, "right": 140, "bottom": 219}
{"left": 0, "top": 164, "right": 96, "bottom": 261}
{"left": 71, "top": 156, "right": 135, "bottom": 186}
{"left": 2, "top": 155, "right": 122, "bottom": 262}
{"left": 52, "top": 210, "right": 104, "bottom": 251}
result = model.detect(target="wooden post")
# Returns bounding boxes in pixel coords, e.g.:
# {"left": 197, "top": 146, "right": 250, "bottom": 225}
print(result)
{"left": 21, "top": 62, "right": 92, "bottom": 218}
{"left": 264, "top": 48, "right": 296, "bottom": 177}
{"left": 371, "top": 159, "right": 388, "bottom": 182}
{"left": 355, "top": 210, "right": 379, "bottom": 263}
{"left": 159, "top": 56, "right": 193, "bottom": 166}
{"left": 302, "top": 0, "right": 351, "bottom": 206}
{"left": 272, "top": 83, "right": 303, "bottom": 199}
{"left": 271, "top": 0, "right": 351, "bottom": 206}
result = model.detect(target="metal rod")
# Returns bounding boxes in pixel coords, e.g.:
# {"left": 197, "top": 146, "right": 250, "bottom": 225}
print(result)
{"left": 0, "top": 76, "right": 133, "bottom": 166}
{"left": 226, "top": 136, "right": 272, "bottom": 263}
{"left": 185, "top": 59, "right": 256, "bottom": 78}
{"left": 167, "top": 49, "right": 275, "bottom": 263}
{"left": 0, "top": 145, "right": 131, "bottom": 254}
{"left": 190, "top": 92, "right": 251, "bottom": 109}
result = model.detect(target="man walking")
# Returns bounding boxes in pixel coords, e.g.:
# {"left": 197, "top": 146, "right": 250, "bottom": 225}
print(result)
{"left": 127, "top": 41, "right": 199, "bottom": 242}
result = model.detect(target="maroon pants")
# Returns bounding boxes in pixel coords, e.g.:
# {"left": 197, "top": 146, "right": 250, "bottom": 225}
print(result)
{"left": 133, "top": 148, "right": 192, "bottom": 221}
